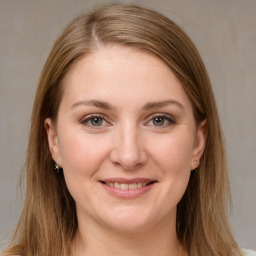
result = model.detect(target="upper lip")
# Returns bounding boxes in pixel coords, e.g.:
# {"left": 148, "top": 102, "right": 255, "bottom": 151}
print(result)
{"left": 100, "top": 178, "right": 157, "bottom": 184}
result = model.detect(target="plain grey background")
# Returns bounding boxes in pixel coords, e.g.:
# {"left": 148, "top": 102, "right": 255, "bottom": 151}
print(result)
{"left": 0, "top": 0, "right": 255, "bottom": 251}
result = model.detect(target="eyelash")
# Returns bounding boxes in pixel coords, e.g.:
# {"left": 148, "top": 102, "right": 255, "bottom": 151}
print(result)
{"left": 80, "top": 113, "right": 176, "bottom": 128}
{"left": 81, "top": 114, "right": 110, "bottom": 128}
{"left": 145, "top": 113, "right": 176, "bottom": 127}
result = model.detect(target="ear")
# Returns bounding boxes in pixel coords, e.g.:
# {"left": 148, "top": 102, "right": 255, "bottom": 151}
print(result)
{"left": 191, "top": 119, "right": 207, "bottom": 170}
{"left": 44, "top": 118, "right": 63, "bottom": 167}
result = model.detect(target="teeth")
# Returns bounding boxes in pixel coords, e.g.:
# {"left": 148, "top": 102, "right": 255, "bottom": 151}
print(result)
{"left": 128, "top": 183, "right": 137, "bottom": 189}
{"left": 120, "top": 183, "right": 128, "bottom": 190}
{"left": 105, "top": 182, "right": 150, "bottom": 190}
{"left": 114, "top": 182, "right": 120, "bottom": 189}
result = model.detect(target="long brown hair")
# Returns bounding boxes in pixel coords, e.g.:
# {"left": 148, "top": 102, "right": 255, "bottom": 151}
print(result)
{"left": 3, "top": 4, "right": 241, "bottom": 256}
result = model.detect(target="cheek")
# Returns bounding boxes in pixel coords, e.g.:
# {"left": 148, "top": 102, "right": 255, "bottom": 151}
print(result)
{"left": 57, "top": 128, "right": 110, "bottom": 178}
{"left": 148, "top": 131, "right": 195, "bottom": 174}
{"left": 57, "top": 130, "right": 111, "bottom": 207}
{"left": 148, "top": 133, "right": 193, "bottom": 201}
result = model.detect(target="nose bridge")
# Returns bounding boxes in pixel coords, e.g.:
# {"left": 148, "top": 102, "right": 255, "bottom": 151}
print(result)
{"left": 110, "top": 120, "right": 147, "bottom": 169}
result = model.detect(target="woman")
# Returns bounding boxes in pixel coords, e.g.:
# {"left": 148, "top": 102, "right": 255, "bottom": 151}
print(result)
{"left": 2, "top": 3, "right": 255, "bottom": 256}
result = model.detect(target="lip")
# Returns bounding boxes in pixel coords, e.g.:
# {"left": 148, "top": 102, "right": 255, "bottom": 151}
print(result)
{"left": 102, "top": 177, "right": 154, "bottom": 184}
{"left": 99, "top": 178, "right": 157, "bottom": 198}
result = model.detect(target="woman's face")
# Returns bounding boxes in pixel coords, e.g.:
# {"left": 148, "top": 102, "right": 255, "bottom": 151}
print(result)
{"left": 46, "top": 45, "right": 206, "bottom": 233}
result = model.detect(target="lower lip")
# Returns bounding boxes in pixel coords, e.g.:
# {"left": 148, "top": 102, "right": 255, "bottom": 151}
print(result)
{"left": 100, "top": 182, "right": 156, "bottom": 198}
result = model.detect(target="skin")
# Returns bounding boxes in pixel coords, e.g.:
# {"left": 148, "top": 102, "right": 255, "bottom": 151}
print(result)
{"left": 45, "top": 45, "right": 206, "bottom": 256}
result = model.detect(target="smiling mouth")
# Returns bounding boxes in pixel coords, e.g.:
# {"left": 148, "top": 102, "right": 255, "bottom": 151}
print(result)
{"left": 100, "top": 180, "right": 157, "bottom": 190}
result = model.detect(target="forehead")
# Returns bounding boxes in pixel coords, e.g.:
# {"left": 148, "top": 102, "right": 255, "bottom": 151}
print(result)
{"left": 61, "top": 45, "right": 192, "bottom": 110}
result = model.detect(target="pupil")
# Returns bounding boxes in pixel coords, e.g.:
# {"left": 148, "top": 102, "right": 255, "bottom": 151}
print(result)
{"left": 153, "top": 117, "right": 164, "bottom": 126}
{"left": 92, "top": 117, "right": 103, "bottom": 126}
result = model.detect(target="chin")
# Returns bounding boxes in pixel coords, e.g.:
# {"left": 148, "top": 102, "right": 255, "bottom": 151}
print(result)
{"left": 106, "top": 219, "right": 153, "bottom": 234}
{"left": 99, "top": 206, "right": 163, "bottom": 234}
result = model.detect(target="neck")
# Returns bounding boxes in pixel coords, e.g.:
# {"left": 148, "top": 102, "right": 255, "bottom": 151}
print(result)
{"left": 70, "top": 214, "right": 186, "bottom": 256}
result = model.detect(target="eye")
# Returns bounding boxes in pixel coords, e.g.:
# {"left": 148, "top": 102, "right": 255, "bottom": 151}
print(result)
{"left": 89, "top": 117, "right": 104, "bottom": 126}
{"left": 146, "top": 114, "right": 175, "bottom": 127}
{"left": 152, "top": 116, "right": 166, "bottom": 126}
{"left": 81, "top": 114, "right": 109, "bottom": 127}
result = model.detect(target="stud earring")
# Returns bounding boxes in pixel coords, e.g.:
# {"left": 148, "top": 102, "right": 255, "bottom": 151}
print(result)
{"left": 54, "top": 161, "right": 62, "bottom": 173}
{"left": 193, "top": 160, "right": 199, "bottom": 173}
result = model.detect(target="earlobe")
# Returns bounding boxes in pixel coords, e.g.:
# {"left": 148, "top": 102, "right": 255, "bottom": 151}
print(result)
{"left": 44, "top": 118, "right": 63, "bottom": 166}
{"left": 192, "top": 119, "right": 207, "bottom": 168}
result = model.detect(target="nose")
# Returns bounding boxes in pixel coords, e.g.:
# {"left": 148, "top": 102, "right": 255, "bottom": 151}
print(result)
{"left": 109, "top": 123, "right": 148, "bottom": 170}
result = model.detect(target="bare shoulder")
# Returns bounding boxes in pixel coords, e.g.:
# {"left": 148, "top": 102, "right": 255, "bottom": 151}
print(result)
{"left": 241, "top": 248, "right": 256, "bottom": 256}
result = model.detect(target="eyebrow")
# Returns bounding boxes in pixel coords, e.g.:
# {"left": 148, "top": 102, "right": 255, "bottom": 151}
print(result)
{"left": 71, "top": 99, "right": 116, "bottom": 110}
{"left": 71, "top": 99, "right": 183, "bottom": 111}
{"left": 142, "top": 99, "right": 184, "bottom": 111}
